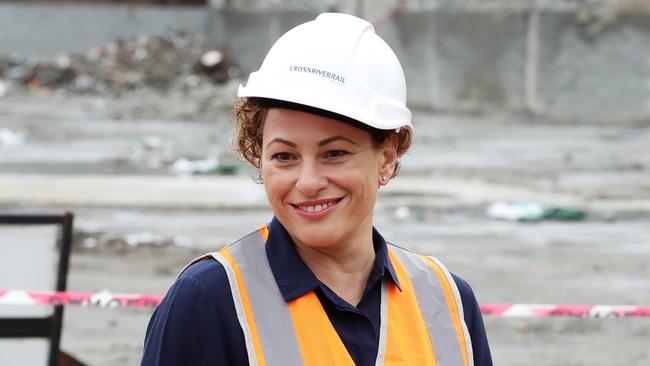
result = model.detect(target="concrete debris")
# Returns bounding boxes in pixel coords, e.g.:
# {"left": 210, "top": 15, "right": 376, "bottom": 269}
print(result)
{"left": 394, "top": 206, "right": 411, "bottom": 220}
{"left": 82, "top": 237, "right": 99, "bottom": 249}
{"left": 127, "top": 135, "right": 241, "bottom": 174}
{"left": 487, "top": 201, "right": 546, "bottom": 221}
{"left": 201, "top": 50, "right": 223, "bottom": 68}
{"left": 171, "top": 155, "right": 239, "bottom": 175}
{"left": 487, "top": 201, "right": 586, "bottom": 221}
{"left": 393, "top": 205, "right": 426, "bottom": 222}
{"left": 0, "top": 128, "right": 26, "bottom": 147}
{"left": 88, "top": 289, "right": 118, "bottom": 307}
{"left": 173, "top": 236, "right": 195, "bottom": 249}
{"left": 125, "top": 232, "right": 165, "bottom": 247}
{"left": 172, "top": 157, "right": 220, "bottom": 175}
{"left": 139, "top": 135, "right": 164, "bottom": 150}
{"left": 130, "top": 135, "right": 175, "bottom": 169}
{"left": 75, "top": 230, "right": 195, "bottom": 250}
{"left": 0, "top": 29, "right": 238, "bottom": 96}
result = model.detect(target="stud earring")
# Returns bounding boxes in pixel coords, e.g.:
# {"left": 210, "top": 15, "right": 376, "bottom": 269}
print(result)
{"left": 381, "top": 176, "right": 387, "bottom": 182}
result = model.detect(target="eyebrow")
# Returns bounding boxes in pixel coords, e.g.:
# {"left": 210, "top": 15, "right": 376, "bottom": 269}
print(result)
{"left": 318, "top": 135, "right": 360, "bottom": 147}
{"left": 266, "top": 138, "right": 296, "bottom": 149}
{"left": 266, "top": 135, "right": 360, "bottom": 149}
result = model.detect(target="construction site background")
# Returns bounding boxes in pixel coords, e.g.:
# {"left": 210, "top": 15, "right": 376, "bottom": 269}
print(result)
{"left": 1, "top": 1, "right": 649, "bottom": 365}
{"left": 2, "top": 0, "right": 650, "bottom": 122}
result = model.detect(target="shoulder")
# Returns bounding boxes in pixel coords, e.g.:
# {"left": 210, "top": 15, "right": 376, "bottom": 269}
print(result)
{"left": 169, "top": 258, "right": 230, "bottom": 304}
{"left": 178, "top": 256, "right": 228, "bottom": 285}
{"left": 149, "top": 258, "right": 232, "bottom": 323}
{"left": 450, "top": 273, "right": 493, "bottom": 366}
{"left": 142, "top": 256, "right": 248, "bottom": 365}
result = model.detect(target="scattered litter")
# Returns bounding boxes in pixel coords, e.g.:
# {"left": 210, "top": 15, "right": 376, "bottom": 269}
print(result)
{"left": 139, "top": 135, "right": 164, "bottom": 150}
{"left": 0, "top": 29, "right": 238, "bottom": 96}
{"left": 393, "top": 205, "right": 425, "bottom": 221}
{"left": 125, "top": 232, "right": 165, "bottom": 247}
{"left": 74, "top": 230, "right": 196, "bottom": 250}
{"left": 542, "top": 207, "right": 586, "bottom": 221}
{"left": 171, "top": 156, "right": 238, "bottom": 175}
{"left": 88, "top": 289, "right": 119, "bottom": 308}
{"left": 487, "top": 201, "right": 586, "bottom": 222}
{"left": 196, "top": 49, "right": 232, "bottom": 83}
{"left": 130, "top": 135, "right": 175, "bottom": 169}
{"left": 487, "top": 201, "right": 545, "bottom": 221}
{"left": 216, "top": 162, "right": 239, "bottom": 175}
{"left": 200, "top": 50, "right": 223, "bottom": 68}
{"left": 172, "top": 157, "right": 219, "bottom": 175}
{"left": 173, "top": 236, "right": 195, "bottom": 248}
{"left": 82, "top": 237, "right": 99, "bottom": 249}
{"left": 0, "top": 129, "right": 25, "bottom": 147}
{"left": 395, "top": 206, "right": 411, "bottom": 220}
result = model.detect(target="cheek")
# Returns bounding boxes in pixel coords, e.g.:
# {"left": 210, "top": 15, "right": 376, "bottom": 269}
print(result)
{"left": 262, "top": 166, "right": 292, "bottom": 200}
{"left": 332, "top": 161, "right": 378, "bottom": 195}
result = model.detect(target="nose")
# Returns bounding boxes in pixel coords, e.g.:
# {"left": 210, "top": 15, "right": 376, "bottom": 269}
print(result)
{"left": 295, "top": 160, "right": 327, "bottom": 197}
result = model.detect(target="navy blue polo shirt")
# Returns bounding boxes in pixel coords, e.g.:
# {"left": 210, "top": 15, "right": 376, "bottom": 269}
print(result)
{"left": 142, "top": 217, "right": 492, "bottom": 366}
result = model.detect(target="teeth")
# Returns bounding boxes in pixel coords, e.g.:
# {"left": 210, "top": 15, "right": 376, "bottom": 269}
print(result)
{"left": 301, "top": 201, "right": 335, "bottom": 213}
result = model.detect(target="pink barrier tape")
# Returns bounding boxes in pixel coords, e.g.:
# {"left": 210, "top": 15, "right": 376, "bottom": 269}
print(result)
{"left": 480, "top": 304, "right": 650, "bottom": 318}
{"left": 2, "top": 290, "right": 650, "bottom": 317}
{"left": 0, "top": 290, "right": 163, "bottom": 308}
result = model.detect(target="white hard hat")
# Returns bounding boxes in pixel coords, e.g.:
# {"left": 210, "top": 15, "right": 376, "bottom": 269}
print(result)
{"left": 238, "top": 13, "right": 412, "bottom": 131}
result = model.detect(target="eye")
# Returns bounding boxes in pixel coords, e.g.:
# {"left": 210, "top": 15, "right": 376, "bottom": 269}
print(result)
{"left": 271, "top": 152, "right": 295, "bottom": 162}
{"left": 324, "top": 150, "right": 348, "bottom": 160}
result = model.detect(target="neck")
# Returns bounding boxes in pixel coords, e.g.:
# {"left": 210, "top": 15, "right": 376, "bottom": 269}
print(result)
{"left": 293, "top": 230, "right": 376, "bottom": 307}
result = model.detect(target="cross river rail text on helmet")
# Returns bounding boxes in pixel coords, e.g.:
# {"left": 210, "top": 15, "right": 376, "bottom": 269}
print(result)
{"left": 288, "top": 65, "right": 346, "bottom": 85}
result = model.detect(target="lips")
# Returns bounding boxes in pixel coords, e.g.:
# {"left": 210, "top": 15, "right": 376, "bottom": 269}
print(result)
{"left": 292, "top": 198, "right": 343, "bottom": 215}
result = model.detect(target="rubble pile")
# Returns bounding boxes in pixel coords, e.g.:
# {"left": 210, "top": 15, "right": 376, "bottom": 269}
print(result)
{"left": 0, "top": 29, "right": 238, "bottom": 96}
{"left": 74, "top": 230, "right": 195, "bottom": 251}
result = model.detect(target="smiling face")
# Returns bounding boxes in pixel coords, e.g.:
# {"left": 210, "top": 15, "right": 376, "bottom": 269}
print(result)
{"left": 261, "top": 108, "right": 397, "bottom": 250}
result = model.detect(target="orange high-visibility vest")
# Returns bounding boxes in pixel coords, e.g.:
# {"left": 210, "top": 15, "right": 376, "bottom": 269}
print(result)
{"left": 183, "top": 225, "right": 473, "bottom": 366}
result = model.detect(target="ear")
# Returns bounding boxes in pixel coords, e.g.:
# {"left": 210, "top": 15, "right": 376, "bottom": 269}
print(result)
{"left": 378, "top": 134, "right": 398, "bottom": 186}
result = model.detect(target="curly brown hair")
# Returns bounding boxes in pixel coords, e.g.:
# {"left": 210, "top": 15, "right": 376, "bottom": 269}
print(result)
{"left": 234, "top": 97, "right": 412, "bottom": 180}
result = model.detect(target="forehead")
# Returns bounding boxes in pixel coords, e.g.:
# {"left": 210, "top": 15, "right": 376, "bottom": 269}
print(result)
{"left": 263, "top": 108, "right": 371, "bottom": 143}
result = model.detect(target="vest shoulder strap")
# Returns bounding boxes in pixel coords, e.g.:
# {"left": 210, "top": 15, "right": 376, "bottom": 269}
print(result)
{"left": 388, "top": 244, "right": 474, "bottom": 366}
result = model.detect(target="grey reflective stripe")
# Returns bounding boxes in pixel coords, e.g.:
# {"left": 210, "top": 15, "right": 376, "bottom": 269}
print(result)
{"left": 428, "top": 256, "right": 474, "bottom": 366}
{"left": 210, "top": 252, "right": 258, "bottom": 366}
{"left": 227, "top": 230, "right": 303, "bottom": 366}
{"left": 374, "top": 280, "right": 388, "bottom": 366}
{"left": 390, "top": 245, "right": 468, "bottom": 366}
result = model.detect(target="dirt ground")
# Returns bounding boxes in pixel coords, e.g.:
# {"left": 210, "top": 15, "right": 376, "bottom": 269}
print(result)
{"left": 1, "top": 91, "right": 649, "bottom": 365}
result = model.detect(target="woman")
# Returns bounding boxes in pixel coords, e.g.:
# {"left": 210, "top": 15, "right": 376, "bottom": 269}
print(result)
{"left": 142, "top": 13, "right": 492, "bottom": 366}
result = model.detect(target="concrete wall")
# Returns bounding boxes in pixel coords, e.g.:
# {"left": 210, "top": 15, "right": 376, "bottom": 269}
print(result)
{"left": 205, "top": 8, "right": 317, "bottom": 73}
{"left": 536, "top": 11, "right": 650, "bottom": 123}
{"left": 0, "top": 3, "right": 207, "bottom": 57}
{"left": 391, "top": 10, "right": 529, "bottom": 113}
{"left": 1, "top": 3, "right": 649, "bottom": 123}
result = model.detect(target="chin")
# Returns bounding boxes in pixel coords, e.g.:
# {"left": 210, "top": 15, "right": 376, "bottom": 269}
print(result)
{"left": 282, "top": 219, "right": 344, "bottom": 249}
{"left": 294, "top": 226, "right": 338, "bottom": 247}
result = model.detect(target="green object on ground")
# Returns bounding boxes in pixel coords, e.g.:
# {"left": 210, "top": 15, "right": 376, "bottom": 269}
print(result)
{"left": 543, "top": 208, "right": 586, "bottom": 221}
{"left": 216, "top": 164, "right": 238, "bottom": 175}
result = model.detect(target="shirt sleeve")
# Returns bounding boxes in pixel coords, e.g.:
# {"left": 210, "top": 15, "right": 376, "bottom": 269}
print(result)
{"left": 141, "top": 259, "right": 249, "bottom": 366}
{"left": 452, "top": 273, "right": 493, "bottom": 366}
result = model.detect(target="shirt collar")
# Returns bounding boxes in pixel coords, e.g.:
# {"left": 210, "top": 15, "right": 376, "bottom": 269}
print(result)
{"left": 265, "top": 216, "right": 401, "bottom": 303}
